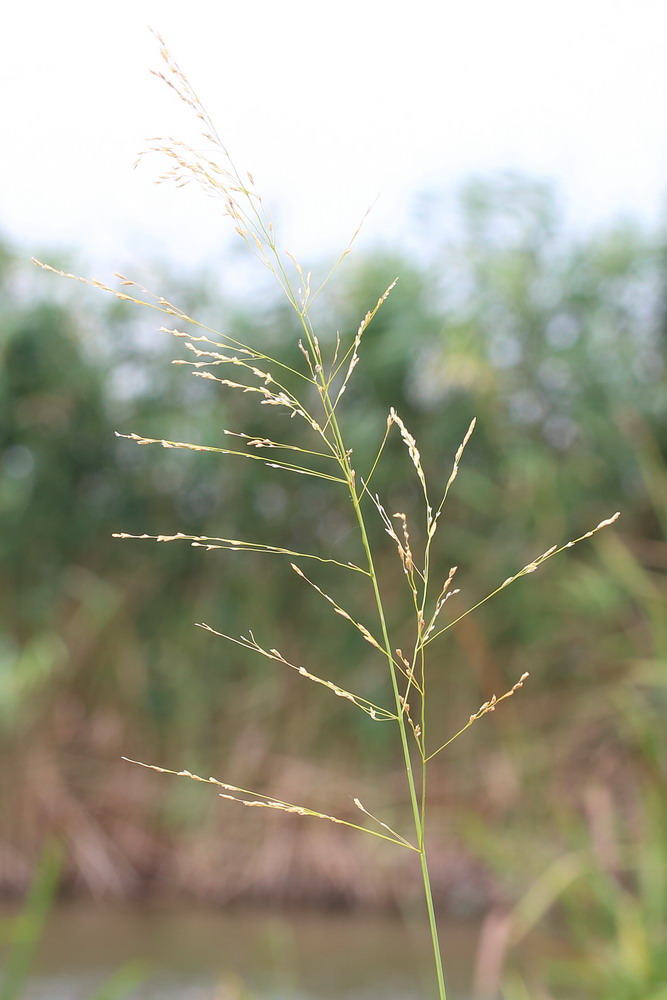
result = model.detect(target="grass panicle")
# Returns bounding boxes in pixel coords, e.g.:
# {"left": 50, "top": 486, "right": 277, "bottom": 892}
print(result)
{"left": 35, "top": 35, "right": 622, "bottom": 1000}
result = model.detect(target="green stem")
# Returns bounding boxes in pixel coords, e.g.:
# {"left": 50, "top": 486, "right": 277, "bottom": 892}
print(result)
{"left": 298, "top": 313, "right": 447, "bottom": 1000}
{"left": 348, "top": 480, "right": 447, "bottom": 1000}
{"left": 420, "top": 845, "right": 448, "bottom": 1000}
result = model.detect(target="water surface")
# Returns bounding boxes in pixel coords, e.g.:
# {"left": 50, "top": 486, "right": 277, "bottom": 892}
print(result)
{"left": 3, "top": 904, "right": 488, "bottom": 999}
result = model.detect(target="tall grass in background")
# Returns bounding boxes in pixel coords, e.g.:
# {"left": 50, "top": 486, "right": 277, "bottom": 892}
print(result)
{"left": 0, "top": 845, "right": 60, "bottom": 1000}
{"left": 34, "top": 35, "right": 620, "bottom": 1000}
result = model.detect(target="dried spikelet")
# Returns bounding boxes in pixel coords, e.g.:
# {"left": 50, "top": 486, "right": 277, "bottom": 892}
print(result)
{"left": 469, "top": 672, "right": 529, "bottom": 723}
{"left": 393, "top": 512, "right": 414, "bottom": 574}
{"left": 114, "top": 430, "right": 342, "bottom": 483}
{"left": 500, "top": 513, "right": 621, "bottom": 588}
{"left": 389, "top": 409, "right": 422, "bottom": 477}
{"left": 568, "top": 512, "right": 621, "bottom": 543}
{"left": 429, "top": 418, "right": 477, "bottom": 539}
{"left": 399, "top": 694, "right": 423, "bottom": 745}
{"left": 395, "top": 649, "right": 413, "bottom": 675}
{"left": 391, "top": 649, "right": 422, "bottom": 693}
{"left": 424, "top": 567, "right": 460, "bottom": 638}
{"left": 160, "top": 327, "right": 248, "bottom": 353}
{"left": 426, "top": 672, "right": 531, "bottom": 761}
{"left": 137, "top": 33, "right": 304, "bottom": 298}
{"left": 32, "top": 260, "right": 191, "bottom": 320}
{"left": 389, "top": 408, "right": 430, "bottom": 518}
{"left": 290, "top": 564, "right": 384, "bottom": 651}
{"left": 285, "top": 250, "right": 313, "bottom": 311}
{"left": 179, "top": 342, "right": 275, "bottom": 384}
{"left": 333, "top": 280, "right": 398, "bottom": 405}
{"left": 122, "top": 756, "right": 410, "bottom": 846}
{"left": 115, "top": 431, "right": 216, "bottom": 452}
{"left": 189, "top": 370, "right": 274, "bottom": 394}
{"left": 450, "top": 418, "right": 476, "bottom": 482}
{"left": 223, "top": 430, "right": 329, "bottom": 457}
{"left": 423, "top": 513, "right": 622, "bottom": 652}
{"left": 371, "top": 493, "right": 400, "bottom": 546}
{"left": 353, "top": 797, "right": 415, "bottom": 850}
{"left": 331, "top": 331, "right": 341, "bottom": 370}
{"left": 111, "top": 531, "right": 366, "bottom": 574}
{"left": 196, "top": 621, "right": 394, "bottom": 721}
{"left": 367, "top": 492, "right": 424, "bottom": 585}
{"left": 298, "top": 339, "right": 316, "bottom": 378}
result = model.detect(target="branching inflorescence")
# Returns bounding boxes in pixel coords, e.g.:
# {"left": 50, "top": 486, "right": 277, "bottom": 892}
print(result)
{"left": 33, "top": 33, "right": 620, "bottom": 1000}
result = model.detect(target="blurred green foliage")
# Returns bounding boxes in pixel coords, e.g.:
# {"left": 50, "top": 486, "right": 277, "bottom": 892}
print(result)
{"left": 553, "top": 790, "right": 667, "bottom": 999}
{"left": 0, "top": 177, "right": 665, "bottom": 971}
{"left": 0, "top": 842, "right": 61, "bottom": 1000}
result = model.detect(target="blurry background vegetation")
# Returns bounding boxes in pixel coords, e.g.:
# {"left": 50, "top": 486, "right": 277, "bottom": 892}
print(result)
{"left": 1, "top": 174, "right": 666, "bottom": 994}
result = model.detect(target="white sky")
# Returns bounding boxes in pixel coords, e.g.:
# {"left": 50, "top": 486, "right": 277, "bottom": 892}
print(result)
{"left": 3, "top": 0, "right": 667, "bottom": 276}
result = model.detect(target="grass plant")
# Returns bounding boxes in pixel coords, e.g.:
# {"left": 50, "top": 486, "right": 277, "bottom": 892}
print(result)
{"left": 0, "top": 843, "right": 61, "bottom": 1000}
{"left": 34, "top": 34, "right": 620, "bottom": 999}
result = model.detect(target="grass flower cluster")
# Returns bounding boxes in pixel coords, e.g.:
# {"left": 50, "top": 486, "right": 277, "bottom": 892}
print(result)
{"left": 34, "top": 33, "right": 620, "bottom": 999}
